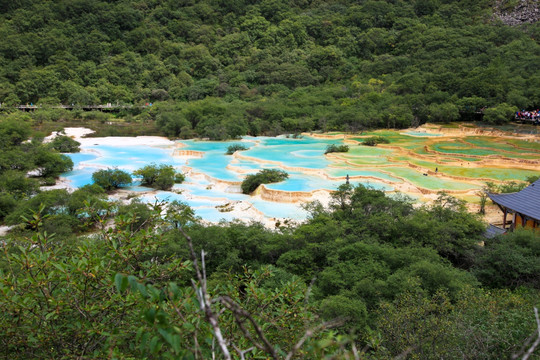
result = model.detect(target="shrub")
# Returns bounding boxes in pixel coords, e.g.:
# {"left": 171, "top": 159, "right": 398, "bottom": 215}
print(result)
{"left": 473, "top": 229, "right": 540, "bottom": 289}
{"left": 92, "top": 168, "right": 132, "bottom": 191}
{"left": 49, "top": 135, "right": 81, "bottom": 153}
{"left": 42, "top": 177, "right": 57, "bottom": 186}
{"left": 324, "top": 144, "right": 349, "bottom": 154}
{"left": 134, "top": 164, "right": 183, "bottom": 190}
{"left": 0, "top": 170, "right": 40, "bottom": 197}
{"left": 362, "top": 136, "right": 390, "bottom": 146}
{"left": 5, "top": 189, "right": 70, "bottom": 225}
{"left": 225, "top": 144, "right": 248, "bottom": 155}
{"left": 483, "top": 103, "right": 517, "bottom": 124}
{"left": 116, "top": 200, "right": 154, "bottom": 230}
{"left": 175, "top": 172, "right": 186, "bottom": 183}
{"left": 67, "top": 184, "right": 107, "bottom": 215}
{"left": 33, "top": 148, "right": 74, "bottom": 178}
{"left": 0, "top": 193, "right": 17, "bottom": 221}
{"left": 320, "top": 295, "right": 368, "bottom": 330}
{"left": 241, "top": 169, "right": 289, "bottom": 194}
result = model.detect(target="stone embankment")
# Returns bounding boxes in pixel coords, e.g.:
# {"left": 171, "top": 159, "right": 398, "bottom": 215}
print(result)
{"left": 173, "top": 150, "right": 204, "bottom": 158}
{"left": 255, "top": 185, "right": 332, "bottom": 203}
{"left": 256, "top": 185, "right": 314, "bottom": 203}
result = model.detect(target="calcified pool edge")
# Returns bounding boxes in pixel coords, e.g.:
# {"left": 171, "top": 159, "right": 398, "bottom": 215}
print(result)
{"left": 320, "top": 124, "right": 539, "bottom": 191}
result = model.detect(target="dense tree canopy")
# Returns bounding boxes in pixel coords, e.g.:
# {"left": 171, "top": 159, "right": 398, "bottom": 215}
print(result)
{"left": 0, "top": 0, "right": 538, "bottom": 139}
{"left": 0, "top": 117, "right": 76, "bottom": 220}
{"left": 1, "top": 184, "right": 539, "bottom": 358}
{"left": 48, "top": 135, "right": 81, "bottom": 153}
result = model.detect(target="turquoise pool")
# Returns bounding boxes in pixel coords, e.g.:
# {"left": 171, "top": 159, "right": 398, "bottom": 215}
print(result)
{"left": 62, "top": 137, "right": 354, "bottom": 223}
{"left": 402, "top": 131, "right": 443, "bottom": 137}
{"left": 60, "top": 131, "right": 531, "bottom": 223}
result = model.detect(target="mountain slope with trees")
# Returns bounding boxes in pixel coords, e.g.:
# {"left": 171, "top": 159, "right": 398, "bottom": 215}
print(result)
{"left": 0, "top": 0, "right": 539, "bottom": 138}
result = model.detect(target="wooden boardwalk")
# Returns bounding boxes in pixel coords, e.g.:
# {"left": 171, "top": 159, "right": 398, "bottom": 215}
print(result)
{"left": 13, "top": 104, "right": 139, "bottom": 112}
{"left": 515, "top": 116, "right": 539, "bottom": 125}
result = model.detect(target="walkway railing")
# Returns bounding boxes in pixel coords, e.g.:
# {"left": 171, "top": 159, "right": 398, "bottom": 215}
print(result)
{"left": 515, "top": 116, "right": 539, "bottom": 124}
{"left": 13, "top": 104, "right": 141, "bottom": 111}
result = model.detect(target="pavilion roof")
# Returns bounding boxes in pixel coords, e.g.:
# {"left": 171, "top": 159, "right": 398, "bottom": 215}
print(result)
{"left": 488, "top": 179, "right": 540, "bottom": 221}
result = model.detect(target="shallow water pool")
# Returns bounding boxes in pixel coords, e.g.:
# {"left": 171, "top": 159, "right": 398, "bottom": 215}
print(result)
{"left": 60, "top": 130, "right": 538, "bottom": 223}
{"left": 402, "top": 131, "right": 443, "bottom": 137}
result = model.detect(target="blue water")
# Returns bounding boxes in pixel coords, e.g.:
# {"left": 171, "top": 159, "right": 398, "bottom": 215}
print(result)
{"left": 82, "top": 145, "right": 184, "bottom": 171}
{"left": 62, "top": 167, "right": 96, "bottom": 188}
{"left": 177, "top": 184, "right": 246, "bottom": 202}
{"left": 402, "top": 131, "right": 443, "bottom": 137}
{"left": 264, "top": 171, "right": 393, "bottom": 192}
{"left": 138, "top": 191, "right": 239, "bottom": 222}
{"left": 181, "top": 139, "right": 256, "bottom": 181}
{"left": 179, "top": 136, "right": 341, "bottom": 181}
{"left": 65, "top": 143, "right": 185, "bottom": 187}
{"left": 179, "top": 136, "right": 359, "bottom": 192}
{"left": 61, "top": 135, "right": 396, "bottom": 223}
{"left": 192, "top": 207, "right": 240, "bottom": 223}
{"left": 250, "top": 199, "right": 308, "bottom": 219}
{"left": 69, "top": 152, "right": 99, "bottom": 163}
{"left": 240, "top": 136, "right": 336, "bottom": 169}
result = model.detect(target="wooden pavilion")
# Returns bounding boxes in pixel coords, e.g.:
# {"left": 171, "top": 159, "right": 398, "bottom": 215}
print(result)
{"left": 487, "top": 179, "right": 540, "bottom": 232}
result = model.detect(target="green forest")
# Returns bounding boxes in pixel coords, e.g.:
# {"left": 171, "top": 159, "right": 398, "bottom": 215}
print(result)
{"left": 1, "top": 0, "right": 539, "bottom": 138}
{"left": 1, "top": 0, "right": 540, "bottom": 358}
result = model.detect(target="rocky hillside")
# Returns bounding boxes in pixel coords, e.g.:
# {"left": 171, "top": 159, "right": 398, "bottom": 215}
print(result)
{"left": 494, "top": 0, "right": 540, "bottom": 25}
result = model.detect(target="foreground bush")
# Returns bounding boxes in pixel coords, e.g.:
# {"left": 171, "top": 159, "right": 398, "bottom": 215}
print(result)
{"left": 0, "top": 184, "right": 537, "bottom": 359}
{"left": 241, "top": 169, "right": 289, "bottom": 194}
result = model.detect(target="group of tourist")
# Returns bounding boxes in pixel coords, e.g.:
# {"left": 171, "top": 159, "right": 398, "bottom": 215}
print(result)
{"left": 515, "top": 109, "right": 540, "bottom": 121}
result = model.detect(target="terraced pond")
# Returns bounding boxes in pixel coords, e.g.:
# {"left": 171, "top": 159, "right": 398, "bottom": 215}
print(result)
{"left": 62, "top": 125, "right": 540, "bottom": 225}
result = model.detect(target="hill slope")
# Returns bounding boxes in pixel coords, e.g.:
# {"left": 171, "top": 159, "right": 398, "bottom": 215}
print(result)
{"left": 1, "top": 0, "right": 539, "bottom": 136}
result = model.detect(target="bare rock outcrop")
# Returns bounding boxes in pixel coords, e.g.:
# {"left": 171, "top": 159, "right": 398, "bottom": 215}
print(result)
{"left": 493, "top": 0, "right": 540, "bottom": 26}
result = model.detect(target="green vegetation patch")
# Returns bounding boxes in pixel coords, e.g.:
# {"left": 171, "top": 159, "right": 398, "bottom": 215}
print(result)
{"left": 505, "top": 139, "right": 540, "bottom": 151}
{"left": 133, "top": 164, "right": 184, "bottom": 190}
{"left": 92, "top": 168, "right": 132, "bottom": 191}
{"left": 383, "top": 167, "right": 480, "bottom": 191}
{"left": 241, "top": 169, "right": 289, "bottom": 194}
{"left": 362, "top": 136, "right": 390, "bottom": 146}
{"left": 49, "top": 135, "right": 81, "bottom": 153}
{"left": 225, "top": 144, "right": 248, "bottom": 155}
{"left": 324, "top": 144, "right": 349, "bottom": 154}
